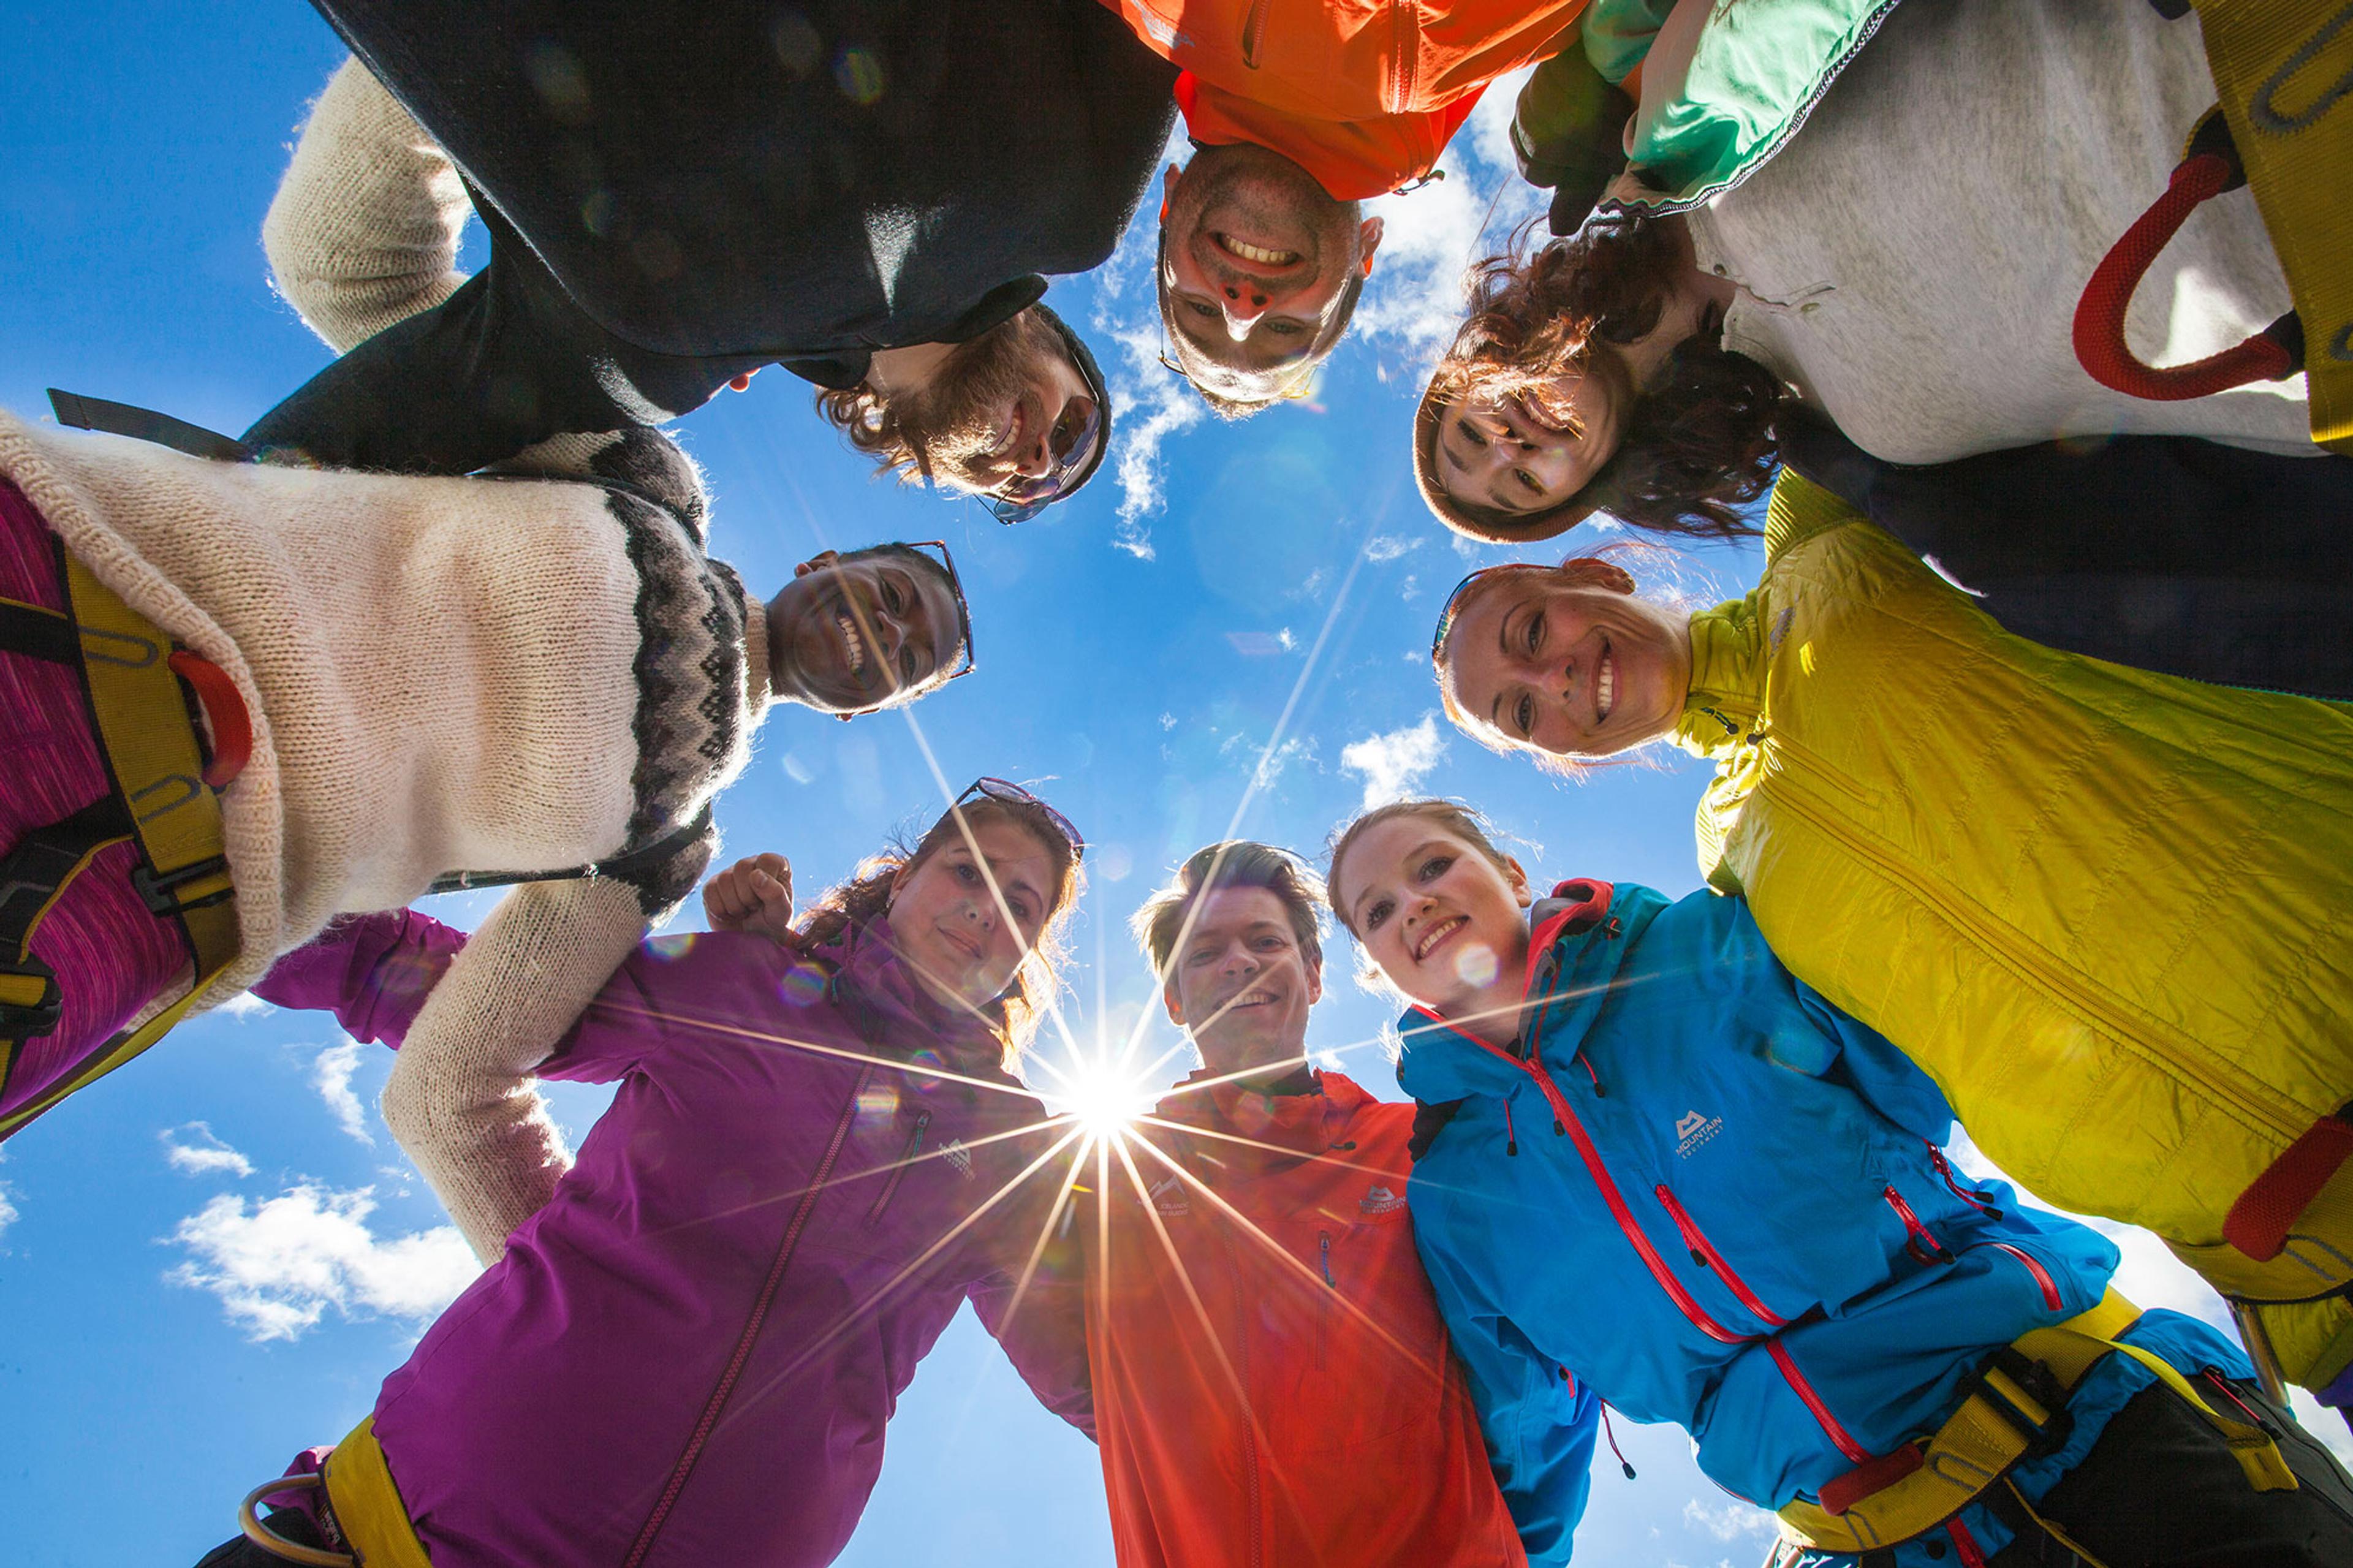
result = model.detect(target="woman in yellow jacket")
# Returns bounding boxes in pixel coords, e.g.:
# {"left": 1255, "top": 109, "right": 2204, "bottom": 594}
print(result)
{"left": 1428, "top": 468, "right": 2353, "bottom": 1410}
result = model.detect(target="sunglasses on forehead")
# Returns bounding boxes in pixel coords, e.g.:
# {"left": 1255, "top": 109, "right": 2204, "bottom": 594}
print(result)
{"left": 833, "top": 539, "right": 977, "bottom": 721}
{"left": 950, "top": 777, "right": 1085, "bottom": 858}
{"left": 1430, "top": 565, "right": 1531, "bottom": 663}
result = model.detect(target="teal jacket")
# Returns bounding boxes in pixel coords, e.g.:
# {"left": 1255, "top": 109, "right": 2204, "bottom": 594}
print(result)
{"left": 1398, "top": 879, "right": 2250, "bottom": 1565}
{"left": 1584, "top": 0, "right": 1900, "bottom": 211}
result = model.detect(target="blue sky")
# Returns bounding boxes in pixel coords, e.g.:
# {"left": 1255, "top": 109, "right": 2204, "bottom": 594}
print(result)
{"left": 1, "top": 6, "right": 2338, "bottom": 1566}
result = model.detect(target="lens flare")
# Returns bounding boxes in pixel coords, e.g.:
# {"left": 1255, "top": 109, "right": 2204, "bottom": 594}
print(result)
{"left": 1047, "top": 1054, "right": 1160, "bottom": 1144}
{"left": 1453, "top": 942, "right": 1499, "bottom": 990}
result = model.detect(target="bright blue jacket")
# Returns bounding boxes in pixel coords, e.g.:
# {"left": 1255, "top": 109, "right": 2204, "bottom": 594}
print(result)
{"left": 1397, "top": 880, "right": 2249, "bottom": 1566}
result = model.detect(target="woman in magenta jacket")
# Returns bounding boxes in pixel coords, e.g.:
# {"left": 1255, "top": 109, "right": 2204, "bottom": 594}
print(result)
{"left": 194, "top": 782, "right": 1093, "bottom": 1568}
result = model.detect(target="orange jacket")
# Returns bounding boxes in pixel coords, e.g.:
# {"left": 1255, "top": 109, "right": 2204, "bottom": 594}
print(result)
{"left": 1078, "top": 1068, "right": 1526, "bottom": 1568}
{"left": 1104, "top": 0, "right": 1589, "bottom": 198}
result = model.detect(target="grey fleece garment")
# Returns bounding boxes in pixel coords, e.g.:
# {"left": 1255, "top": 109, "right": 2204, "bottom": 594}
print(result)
{"left": 1683, "top": 0, "right": 2315, "bottom": 464}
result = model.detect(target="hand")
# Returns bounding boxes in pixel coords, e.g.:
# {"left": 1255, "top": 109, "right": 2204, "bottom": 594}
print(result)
{"left": 703, "top": 854, "right": 795, "bottom": 944}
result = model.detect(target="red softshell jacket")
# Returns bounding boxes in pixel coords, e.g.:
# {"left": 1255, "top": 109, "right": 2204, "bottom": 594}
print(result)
{"left": 1102, "top": 0, "right": 1589, "bottom": 197}
{"left": 1067, "top": 1067, "right": 1526, "bottom": 1567}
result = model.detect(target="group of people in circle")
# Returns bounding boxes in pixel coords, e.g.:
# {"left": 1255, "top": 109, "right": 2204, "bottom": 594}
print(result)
{"left": 4, "top": 1, "right": 2351, "bottom": 1566}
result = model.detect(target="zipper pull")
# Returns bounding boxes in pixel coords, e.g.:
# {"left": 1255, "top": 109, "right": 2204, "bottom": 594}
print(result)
{"left": 1319, "top": 1230, "right": 1334, "bottom": 1287}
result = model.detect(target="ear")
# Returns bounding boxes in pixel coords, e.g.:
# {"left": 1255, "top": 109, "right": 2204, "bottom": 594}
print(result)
{"left": 794, "top": 549, "right": 842, "bottom": 578}
{"left": 1357, "top": 215, "right": 1385, "bottom": 275}
{"left": 1556, "top": 558, "right": 1639, "bottom": 597}
{"left": 1303, "top": 956, "right": 1325, "bottom": 1007}
{"left": 1159, "top": 162, "right": 1182, "bottom": 221}
{"left": 1502, "top": 855, "right": 1534, "bottom": 910}
{"left": 1162, "top": 980, "right": 1186, "bottom": 1029}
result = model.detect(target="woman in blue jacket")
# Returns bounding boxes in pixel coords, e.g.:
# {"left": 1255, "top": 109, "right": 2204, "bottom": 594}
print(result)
{"left": 1326, "top": 798, "right": 2353, "bottom": 1567}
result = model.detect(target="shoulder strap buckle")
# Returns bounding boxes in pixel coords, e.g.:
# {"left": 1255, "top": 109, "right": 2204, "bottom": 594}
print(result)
{"left": 0, "top": 955, "right": 63, "bottom": 1040}
{"left": 1967, "top": 1346, "right": 2076, "bottom": 1460}
{"left": 132, "top": 855, "right": 235, "bottom": 918}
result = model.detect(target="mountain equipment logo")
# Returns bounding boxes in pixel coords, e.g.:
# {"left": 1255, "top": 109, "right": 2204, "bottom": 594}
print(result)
{"left": 942, "top": 1139, "right": 976, "bottom": 1179}
{"left": 1148, "top": 1175, "right": 1191, "bottom": 1216}
{"left": 1675, "top": 1110, "right": 1724, "bottom": 1159}
{"left": 1359, "top": 1183, "right": 1408, "bottom": 1216}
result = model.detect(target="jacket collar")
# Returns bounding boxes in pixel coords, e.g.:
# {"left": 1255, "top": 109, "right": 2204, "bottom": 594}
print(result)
{"left": 817, "top": 915, "right": 1017, "bottom": 1086}
{"left": 1152, "top": 1064, "right": 1376, "bottom": 1175}
{"left": 1393, "top": 882, "right": 1638, "bottom": 1106}
{"left": 1676, "top": 594, "right": 1765, "bottom": 762}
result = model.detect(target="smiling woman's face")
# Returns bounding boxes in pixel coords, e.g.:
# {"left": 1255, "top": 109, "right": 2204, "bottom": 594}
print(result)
{"left": 1439, "top": 569, "right": 1694, "bottom": 758}
{"left": 887, "top": 816, "right": 1058, "bottom": 1012}
{"left": 1335, "top": 817, "right": 1530, "bottom": 1018}
{"left": 1434, "top": 373, "right": 1624, "bottom": 520}
{"left": 765, "top": 550, "right": 964, "bottom": 714}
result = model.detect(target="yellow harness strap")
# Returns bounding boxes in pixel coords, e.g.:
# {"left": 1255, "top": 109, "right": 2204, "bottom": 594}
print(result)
{"left": 0, "top": 556, "right": 240, "bottom": 1138}
{"left": 320, "top": 1418, "right": 436, "bottom": 1568}
{"left": 1778, "top": 1292, "right": 2295, "bottom": 1552}
{"left": 2192, "top": 0, "right": 2353, "bottom": 455}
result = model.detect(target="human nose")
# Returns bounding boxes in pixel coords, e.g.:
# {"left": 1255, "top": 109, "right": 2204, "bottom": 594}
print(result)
{"left": 1221, "top": 289, "right": 1268, "bottom": 339}
{"left": 1014, "top": 424, "right": 1056, "bottom": 479}
{"left": 1218, "top": 943, "right": 1260, "bottom": 978}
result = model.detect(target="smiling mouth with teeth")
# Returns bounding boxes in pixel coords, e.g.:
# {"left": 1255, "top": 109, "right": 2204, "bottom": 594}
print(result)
{"left": 835, "top": 612, "right": 868, "bottom": 678}
{"left": 1413, "top": 916, "right": 1466, "bottom": 961}
{"left": 1214, "top": 232, "right": 1300, "bottom": 267}
{"left": 1596, "top": 640, "right": 1616, "bottom": 723}
{"left": 1226, "top": 988, "right": 1279, "bottom": 1009}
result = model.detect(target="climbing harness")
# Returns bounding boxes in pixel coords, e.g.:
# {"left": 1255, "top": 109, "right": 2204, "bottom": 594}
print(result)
{"left": 2075, "top": 0, "right": 2353, "bottom": 454}
{"left": 237, "top": 1418, "right": 431, "bottom": 1567}
{"left": 1775, "top": 1290, "right": 2296, "bottom": 1555}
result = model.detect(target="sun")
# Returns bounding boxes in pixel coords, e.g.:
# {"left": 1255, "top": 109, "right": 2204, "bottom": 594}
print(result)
{"left": 1045, "top": 1052, "right": 1161, "bottom": 1145}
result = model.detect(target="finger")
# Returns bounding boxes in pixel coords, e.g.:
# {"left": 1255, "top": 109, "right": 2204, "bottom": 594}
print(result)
{"left": 713, "top": 876, "right": 754, "bottom": 922}
{"left": 751, "top": 870, "right": 790, "bottom": 905}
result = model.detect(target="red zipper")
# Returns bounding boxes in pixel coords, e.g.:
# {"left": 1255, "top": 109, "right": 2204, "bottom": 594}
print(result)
{"left": 863, "top": 1110, "right": 931, "bottom": 1227}
{"left": 1219, "top": 1225, "right": 1265, "bottom": 1568}
{"left": 1971, "top": 1241, "right": 2063, "bottom": 1311}
{"left": 1767, "top": 1340, "right": 1871, "bottom": 1463}
{"left": 1927, "top": 1144, "right": 2001, "bottom": 1214}
{"left": 1654, "top": 1184, "right": 1789, "bottom": 1327}
{"left": 1881, "top": 1185, "right": 1952, "bottom": 1265}
{"left": 1413, "top": 1008, "right": 1756, "bottom": 1347}
{"left": 623, "top": 1065, "right": 870, "bottom": 1567}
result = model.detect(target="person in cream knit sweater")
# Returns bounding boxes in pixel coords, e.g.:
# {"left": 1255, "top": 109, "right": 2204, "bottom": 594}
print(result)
{"left": 0, "top": 411, "right": 970, "bottom": 1234}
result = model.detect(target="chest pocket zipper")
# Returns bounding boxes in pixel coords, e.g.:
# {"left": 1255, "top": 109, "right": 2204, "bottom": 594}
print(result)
{"left": 864, "top": 1110, "right": 932, "bottom": 1227}
{"left": 1240, "top": 0, "right": 1267, "bottom": 66}
{"left": 1654, "top": 1184, "right": 1789, "bottom": 1329}
{"left": 1317, "top": 1229, "right": 1335, "bottom": 1368}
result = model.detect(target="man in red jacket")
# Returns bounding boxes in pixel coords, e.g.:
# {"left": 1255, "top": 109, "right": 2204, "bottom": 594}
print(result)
{"left": 1063, "top": 841, "right": 1526, "bottom": 1566}
{"left": 1104, "top": 0, "right": 1588, "bottom": 412}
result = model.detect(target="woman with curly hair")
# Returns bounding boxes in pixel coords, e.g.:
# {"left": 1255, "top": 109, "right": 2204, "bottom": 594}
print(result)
{"left": 1414, "top": 0, "right": 2333, "bottom": 551}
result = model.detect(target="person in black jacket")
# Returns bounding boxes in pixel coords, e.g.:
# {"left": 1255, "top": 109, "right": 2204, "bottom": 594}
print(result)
{"left": 244, "top": 1, "right": 1177, "bottom": 521}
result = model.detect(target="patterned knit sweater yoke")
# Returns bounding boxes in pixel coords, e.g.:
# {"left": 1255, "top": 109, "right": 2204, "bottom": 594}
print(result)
{"left": 0, "top": 411, "right": 771, "bottom": 999}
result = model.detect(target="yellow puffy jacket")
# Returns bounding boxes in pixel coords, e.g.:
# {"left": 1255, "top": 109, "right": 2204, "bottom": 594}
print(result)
{"left": 1675, "top": 469, "right": 2353, "bottom": 1386}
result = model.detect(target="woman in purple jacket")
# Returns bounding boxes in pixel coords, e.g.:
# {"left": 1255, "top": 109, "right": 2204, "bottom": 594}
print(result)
{"left": 196, "top": 781, "right": 1094, "bottom": 1568}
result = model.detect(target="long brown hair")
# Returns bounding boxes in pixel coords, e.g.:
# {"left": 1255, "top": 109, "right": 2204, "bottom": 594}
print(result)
{"left": 1420, "top": 213, "right": 1787, "bottom": 543}
{"left": 795, "top": 796, "right": 1083, "bottom": 1066}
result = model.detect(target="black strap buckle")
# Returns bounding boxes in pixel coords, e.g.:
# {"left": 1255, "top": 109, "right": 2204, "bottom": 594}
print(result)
{"left": 1969, "top": 1347, "right": 2077, "bottom": 1460}
{"left": 0, "top": 955, "right": 63, "bottom": 1040}
{"left": 132, "top": 855, "right": 234, "bottom": 918}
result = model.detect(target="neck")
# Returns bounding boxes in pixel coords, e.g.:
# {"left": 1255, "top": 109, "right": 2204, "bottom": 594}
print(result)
{"left": 1453, "top": 949, "right": 1531, "bottom": 1050}
{"left": 1203, "top": 1045, "right": 1314, "bottom": 1095}
{"left": 1621, "top": 216, "right": 1731, "bottom": 388}
{"left": 863, "top": 340, "right": 957, "bottom": 396}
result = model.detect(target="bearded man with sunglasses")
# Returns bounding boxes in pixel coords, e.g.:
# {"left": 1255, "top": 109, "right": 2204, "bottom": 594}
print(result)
{"left": 241, "top": 1, "right": 1161, "bottom": 522}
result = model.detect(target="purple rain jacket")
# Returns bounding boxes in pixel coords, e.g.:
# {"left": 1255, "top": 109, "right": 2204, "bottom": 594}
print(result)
{"left": 255, "top": 909, "right": 1095, "bottom": 1568}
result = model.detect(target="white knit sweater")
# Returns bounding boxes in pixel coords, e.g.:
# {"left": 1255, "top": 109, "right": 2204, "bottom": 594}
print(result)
{"left": 0, "top": 411, "right": 773, "bottom": 1256}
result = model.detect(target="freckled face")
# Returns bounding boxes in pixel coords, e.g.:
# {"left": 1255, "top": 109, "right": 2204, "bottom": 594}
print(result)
{"left": 1441, "top": 575, "right": 1692, "bottom": 759}
{"left": 887, "top": 818, "right": 1058, "bottom": 1011}
{"left": 1336, "top": 820, "right": 1530, "bottom": 1018}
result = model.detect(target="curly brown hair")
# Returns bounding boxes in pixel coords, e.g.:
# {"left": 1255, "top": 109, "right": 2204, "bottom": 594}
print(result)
{"left": 1417, "top": 213, "right": 1787, "bottom": 545}
{"left": 795, "top": 795, "right": 1084, "bottom": 1067}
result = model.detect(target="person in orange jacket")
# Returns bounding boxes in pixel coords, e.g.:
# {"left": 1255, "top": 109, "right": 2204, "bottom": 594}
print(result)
{"left": 1104, "top": 0, "right": 1588, "bottom": 413}
{"left": 1048, "top": 840, "right": 1536, "bottom": 1566}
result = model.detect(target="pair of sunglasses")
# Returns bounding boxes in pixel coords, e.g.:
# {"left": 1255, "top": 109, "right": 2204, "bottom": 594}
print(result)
{"left": 833, "top": 539, "right": 977, "bottom": 721}
{"left": 952, "top": 776, "right": 1086, "bottom": 858}
{"left": 979, "top": 397, "right": 1104, "bottom": 526}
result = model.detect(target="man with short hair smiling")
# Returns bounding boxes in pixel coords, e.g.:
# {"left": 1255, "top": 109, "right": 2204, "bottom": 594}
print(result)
{"left": 1046, "top": 841, "right": 1536, "bottom": 1565}
{"left": 1106, "top": 0, "right": 1589, "bottom": 413}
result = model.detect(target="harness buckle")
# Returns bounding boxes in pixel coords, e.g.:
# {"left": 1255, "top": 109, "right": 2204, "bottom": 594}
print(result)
{"left": 0, "top": 955, "right": 64, "bottom": 1040}
{"left": 132, "top": 855, "right": 235, "bottom": 918}
{"left": 1967, "top": 1347, "right": 2076, "bottom": 1460}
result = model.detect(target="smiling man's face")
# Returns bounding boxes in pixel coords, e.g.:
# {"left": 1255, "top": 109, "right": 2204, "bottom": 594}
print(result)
{"left": 1164, "top": 885, "right": 1324, "bottom": 1080}
{"left": 763, "top": 547, "right": 966, "bottom": 714}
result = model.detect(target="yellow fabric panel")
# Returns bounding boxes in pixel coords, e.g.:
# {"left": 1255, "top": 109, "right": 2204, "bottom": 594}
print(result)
{"left": 1685, "top": 472, "right": 2353, "bottom": 1369}
{"left": 323, "top": 1418, "right": 436, "bottom": 1568}
{"left": 2195, "top": 0, "right": 2353, "bottom": 454}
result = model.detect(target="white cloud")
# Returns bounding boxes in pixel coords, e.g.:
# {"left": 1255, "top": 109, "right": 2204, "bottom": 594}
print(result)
{"left": 1365, "top": 534, "right": 1423, "bottom": 563}
{"left": 1340, "top": 714, "right": 1449, "bottom": 809}
{"left": 1221, "top": 732, "right": 1319, "bottom": 791}
{"left": 1681, "top": 1498, "right": 1775, "bottom": 1542}
{"left": 218, "top": 990, "right": 274, "bottom": 1020}
{"left": 0, "top": 1183, "right": 17, "bottom": 1241}
{"left": 313, "top": 1039, "right": 374, "bottom": 1145}
{"left": 166, "top": 1182, "right": 476, "bottom": 1342}
{"left": 162, "top": 1122, "right": 254, "bottom": 1178}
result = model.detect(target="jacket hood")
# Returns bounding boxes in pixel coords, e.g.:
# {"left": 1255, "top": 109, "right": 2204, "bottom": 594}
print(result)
{"left": 1154, "top": 1064, "right": 1379, "bottom": 1176}
{"left": 822, "top": 915, "right": 1018, "bottom": 1083}
{"left": 1394, "top": 880, "right": 1643, "bottom": 1106}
